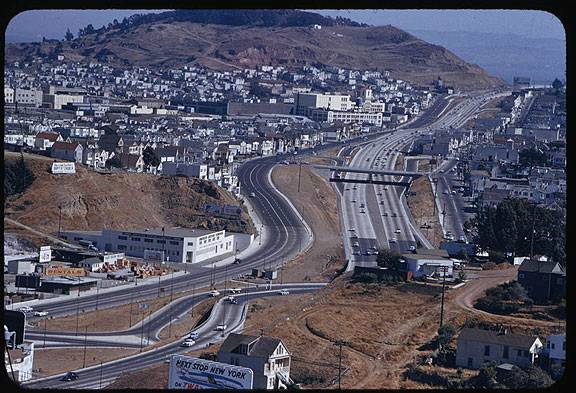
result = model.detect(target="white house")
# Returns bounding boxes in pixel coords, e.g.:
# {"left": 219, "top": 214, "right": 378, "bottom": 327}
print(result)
{"left": 544, "top": 334, "right": 565, "bottom": 369}
{"left": 218, "top": 333, "right": 292, "bottom": 389}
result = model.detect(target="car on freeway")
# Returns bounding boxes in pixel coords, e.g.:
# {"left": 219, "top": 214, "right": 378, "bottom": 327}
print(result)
{"left": 278, "top": 290, "right": 290, "bottom": 296}
{"left": 452, "top": 190, "right": 457, "bottom": 194}
{"left": 34, "top": 311, "right": 48, "bottom": 317}
{"left": 229, "top": 288, "right": 241, "bottom": 294}
{"left": 60, "top": 372, "right": 79, "bottom": 382}
{"left": 353, "top": 186, "right": 357, "bottom": 190}
{"left": 209, "top": 290, "right": 220, "bottom": 297}
{"left": 164, "top": 357, "right": 171, "bottom": 364}
{"left": 249, "top": 192, "right": 256, "bottom": 198}
{"left": 353, "top": 250, "right": 360, "bottom": 255}
{"left": 351, "top": 199, "right": 356, "bottom": 203}
{"left": 380, "top": 200, "right": 385, "bottom": 205}
{"left": 360, "top": 209, "right": 366, "bottom": 214}
{"left": 459, "top": 187, "right": 465, "bottom": 192}
{"left": 345, "top": 188, "right": 350, "bottom": 191}
{"left": 188, "top": 332, "right": 200, "bottom": 340}
{"left": 353, "top": 242, "right": 360, "bottom": 247}
{"left": 181, "top": 339, "right": 196, "bottom": 347}
{"left": 18, "top": 306, "right": 33, "bottom": 313}
{"left": 459, "top": 236, "right": 467, "bottom": 243}
{"left": 389, "top": 237, "right": 397, "bottom": 243}
{"left": 377, "top": 192, "right": 382, "bottom": 196}
{"left": 382, "top": 212, "right": 388, "bottom": 216}
{"left": 391, "top": 213, "right": 397, "bottom": 218}
{"left": 439, "top": 169, "right": 445, "bottom": 173}
{"left": 233, "top": 257, "right": 242, "bottom": 265}
{"left": 281, "top": 160, "right": 290, "bottom": 165}
{"left": 384, "top": 186, "right": 389, "bottom": 190}
{"left": 409, "top": 245, "right": 416, "bottom": 252}
{"left": 226, "top": 296, "right": 237, "bottom": 304}
{"left": 360, "top": 203, "right": 365, "bottom": 208}
{"left": 349, "top": 227, "right": 355, "bottom": 231}
{"left": 443, "top": 190, "right": 449, "bottom": 195}
{"left": 350, "top": 232, "right": 358, "bottom": 239}
{"left": 364, "top": 250, "right": 372, "bottom": 256}
{"left": 395, "top": 228, "right": 401, "bottom": 234}
{"left": 215, "top": 324, "right": 227, "bottom": 331}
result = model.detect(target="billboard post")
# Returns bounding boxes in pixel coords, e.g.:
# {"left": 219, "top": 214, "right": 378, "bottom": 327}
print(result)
{"left": 168, "top": 355, "right": 253, "bottom": 389}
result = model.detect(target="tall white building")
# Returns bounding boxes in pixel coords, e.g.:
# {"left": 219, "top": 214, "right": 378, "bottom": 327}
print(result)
{"left": 295, "top": 92, "right": 352, "bottom": 114}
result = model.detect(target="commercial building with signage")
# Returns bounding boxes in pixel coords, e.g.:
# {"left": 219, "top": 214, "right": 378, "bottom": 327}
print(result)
{"left": 61, "top": 228, "right": 237, "bottom": 264}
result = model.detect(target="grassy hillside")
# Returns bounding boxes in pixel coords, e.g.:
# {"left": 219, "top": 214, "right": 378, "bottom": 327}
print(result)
{"left": 3, "top": 152, "right": 255, "bottom": 241}
{"left": 6, "top": 21, "right": 505, "bottom": 90}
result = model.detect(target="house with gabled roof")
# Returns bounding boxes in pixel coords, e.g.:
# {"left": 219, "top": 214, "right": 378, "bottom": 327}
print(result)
{"left": 517, "top": 259, "right": 565, "bottom": 302}
{"left": 34, "top": 131, "right": 63, "bottom": 150}
{"left": 217, "top": 333, "right": 292, "bottom": 389}
{"left": 456, "top": 327, "right": 543, "bottom": 369}
{"left": 50, "top": 141, "right": 83, "bottom": 163}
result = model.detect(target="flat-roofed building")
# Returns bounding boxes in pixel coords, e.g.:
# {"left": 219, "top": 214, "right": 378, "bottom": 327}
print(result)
{"left": 61, "top": 227, "right": 237, "bottom": 265}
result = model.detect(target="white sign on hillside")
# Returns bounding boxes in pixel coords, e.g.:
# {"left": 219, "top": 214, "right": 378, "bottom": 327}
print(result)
{"left": 51, "top": 162, "right": 76, "bottom": 174}
{"left": 168, "top": 355, "right": 253, "bottom": 390}
{"left": 39, "top": 246, "right": 52, "bottom": 263}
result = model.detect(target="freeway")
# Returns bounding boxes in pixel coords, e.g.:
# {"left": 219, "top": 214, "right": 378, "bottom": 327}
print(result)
{"left": 24, "top": 284, "right": 324, "bottom": 389}
{"left": 335, "top": 90, "right": 509, "bottom": 270}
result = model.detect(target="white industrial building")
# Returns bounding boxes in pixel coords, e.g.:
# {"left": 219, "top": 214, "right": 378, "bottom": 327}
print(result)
{"left": 4, "top": 342, "right": 35, "bottom": 382}
{"left": 60, "top": 228, "right": 247, "bottom": 264}
{"left": 402, "top": 249, "right": 455, "bottom": 278}
{"left": 294, "top": 92, "right": 352, "bottom": 114}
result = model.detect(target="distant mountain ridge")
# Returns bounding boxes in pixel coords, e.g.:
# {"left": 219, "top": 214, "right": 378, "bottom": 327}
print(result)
{"left": 5, "top": 10, "right": 506, "bottom": 90}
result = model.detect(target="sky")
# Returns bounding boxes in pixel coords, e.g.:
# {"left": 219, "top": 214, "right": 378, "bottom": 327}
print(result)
{"left": 4, "top": 9, "right": 565, "bottom": 42}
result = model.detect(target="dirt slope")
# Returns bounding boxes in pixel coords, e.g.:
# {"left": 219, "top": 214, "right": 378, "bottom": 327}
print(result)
{"left": 3, "top": 152, "right": 254, "bottom": 246}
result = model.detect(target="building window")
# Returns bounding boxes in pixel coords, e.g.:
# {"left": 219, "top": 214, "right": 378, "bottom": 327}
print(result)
{"left": 118, "top": 245, "right": 127, "bottom": 250}
{"left": 118, "top": 235, "right": 128, "bottom": 240}
{"left": 563, "top": 341, "right": 566, "bottom": 351}
{"left": 503, "top": 346, "right": 509, "bottom": 359}
{"left": 551, "top": 343, "right": 556, "bottom": 350}
{"left": 519, "top": 273, "right": 524, "bottom": 278}
{"left": 144, "top": 238, "right": 153, "bottom": 243}
{"left": 169, "top": 241, "right": 179, "bottom": 245}
{"left": 157, "top": 240, "right": 166, "bottom": 244}
{"left": 517, "top": 349, "right": 523, "bottom": 357}
{"left": 484, "top": 345, "right": 490, "bottom": 356}
{"left": 187, "top": 242, "right": 193, "bottom": 246}
{"left": 131, "top": 237, "right": 141, "bottom": 241}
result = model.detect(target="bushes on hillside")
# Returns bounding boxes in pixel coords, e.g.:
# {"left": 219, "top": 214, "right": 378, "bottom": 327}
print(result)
{"left": 474, "top": 281, "right": 533, "bottom": 315}
{"left": 4, "top": 154, "right": 35, "bottom": 200}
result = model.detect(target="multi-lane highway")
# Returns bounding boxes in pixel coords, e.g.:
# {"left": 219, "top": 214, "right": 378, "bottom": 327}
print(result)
{"left": 24, "top": 284, "right": 324, "bottom": 389}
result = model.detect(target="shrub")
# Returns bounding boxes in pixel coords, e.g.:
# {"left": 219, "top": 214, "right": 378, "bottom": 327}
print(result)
{"left": 353, "top": 272, "right": 378, "bottom": 283}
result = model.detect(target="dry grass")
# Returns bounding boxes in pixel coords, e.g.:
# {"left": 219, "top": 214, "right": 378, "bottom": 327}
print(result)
{"left": 271, "top": 165, "right": 345, "bottom": 282}
{"left": 406, "top": 176, "right": 444, "bottom": 246}
{"left": 33, "top": 348, "right": 139, "bottom": 378}
{"left": 394, "top": 154, "right": 405, "bottom": 171}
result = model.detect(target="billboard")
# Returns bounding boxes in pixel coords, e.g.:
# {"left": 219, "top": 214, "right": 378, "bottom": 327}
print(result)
{"left": 45, "top": 266, "right": 86, "bottom": 276}
{"left": 4, "top": 310, "right": 26, "bottom": 346}
{"left": 168, "top": 355, "right": 253, "bottom": 390}
{"left": 39, "top": 246, "right": 52, "bottom": 263}
{"left": 143, "top": 249, "right": 165, "bottom": 263}
{"left": 103, "top": 253, "right": 125, "bottom": 264}
{"left": 51, "top": 162, "right": 76, "bottom": 174}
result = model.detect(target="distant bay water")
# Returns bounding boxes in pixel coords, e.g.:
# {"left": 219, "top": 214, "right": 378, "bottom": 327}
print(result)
{"left": 409, "top": 30, "right": 566, "bottom": 86}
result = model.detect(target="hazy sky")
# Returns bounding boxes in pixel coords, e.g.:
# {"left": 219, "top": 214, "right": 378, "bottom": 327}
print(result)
{"left": 5, "top": 9, "right": 565, "bottom": 42}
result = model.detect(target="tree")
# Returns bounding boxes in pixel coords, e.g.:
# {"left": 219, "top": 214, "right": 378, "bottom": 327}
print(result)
{"left": 105, "top": 156, "right": 122, "bottom": 169}
{"left": 84, "top": 24, "right": 95, "bottom": 35}
{"left": 437, "top": 324, "right": 456, "bottom": 348}
{"left": 354, "top": 272, "right": 378, "bottom": 283}
{"left": 376, "top": 249, "right": 402, "bottom": 269}
{"left": 519, "top": 148, "right": 549, "bottom": 168}
{"left": 142, "top": 146, "right": 160, "bottom": 170}
{"left": 552, "top": 78, "right": 563, "bottom": 90}
{"left": 65, "top": 29, "right": 74, "bottom": 41}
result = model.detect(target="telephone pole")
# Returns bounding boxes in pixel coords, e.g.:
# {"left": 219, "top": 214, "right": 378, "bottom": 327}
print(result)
{"left": 439, "top": 266, "right": 447, "bottom": 329}
{"left": 334, "top": 340, "right": 349, "bottom": 389}
{"left": 82, "top": 326, "right": 88, "bottom": 368}
{"left": 297, "top": 161, "right": 302, "bottom": 192}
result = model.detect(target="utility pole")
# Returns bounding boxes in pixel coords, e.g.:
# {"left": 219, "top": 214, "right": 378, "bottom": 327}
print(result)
{"left": 191, "top": 284, "right": 195, "bottom": 318}
{"left": 157, "top": 274, "right": 161, "bottom": 298}
{"left": 43, "top": 318, "right": 47, "bottom": 347}
{"left": 99, "top": 361, "right": 103, "bottom": 389}
{"left": 129, "top": 292, "right": 134, "bottom": 327}
{"left": 439, "top": 266, "right": 447, "bottom": 329}
{"left": 297, "top": 161, "right": 302, "bottom": 192}
{"left": 82, "top": 326, "right": 88, "bottom": 368}
{"left": 259, "top": 224, "right": 263, "bottom": 246}
{"left": 334, "top": 340, "right": 349, "bottom": 389}
{"left": 58, "top": 205, "right": 62, "bottom": 236}
{"left": 530, "top": 203, "right": 537, "bottom": 259}
{"left": 95, "top": 282, "right": 100, "bottom": 310}
{"left": 75, "top": 297, "right": 80, "bottom": 336}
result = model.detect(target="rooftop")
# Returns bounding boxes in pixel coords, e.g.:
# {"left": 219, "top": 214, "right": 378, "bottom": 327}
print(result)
{"left": 110, "top": 227, "right": 223, "bottom": 238}
{"left": 458, "top": 328, "right": 539, "bottom": 349}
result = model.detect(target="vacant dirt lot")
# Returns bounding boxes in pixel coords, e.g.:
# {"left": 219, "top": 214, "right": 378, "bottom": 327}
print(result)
{"left": 271, "top": 165, "right": 345, "bottom": 282}
{"left": 33, "top": 347, "right": 139, "bottom": 378}
{"left": 406, "top": 176, "right": 444, "bottom": 247}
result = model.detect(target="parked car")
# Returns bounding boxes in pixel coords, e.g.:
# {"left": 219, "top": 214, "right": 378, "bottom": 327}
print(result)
{"left": 60, "top": 372, "right": 79, "bottom": 382}
{"left": 188, "top": 332, "right": 200, "bottom": 340}
{"left": 34, "top": 311, "right": 48, "bottom": 317}
{"left": 18, "top": 306, "right": 33, "bottom": 313}
{"left": 229, "top": 288, "right": 241, "bottom": 294}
